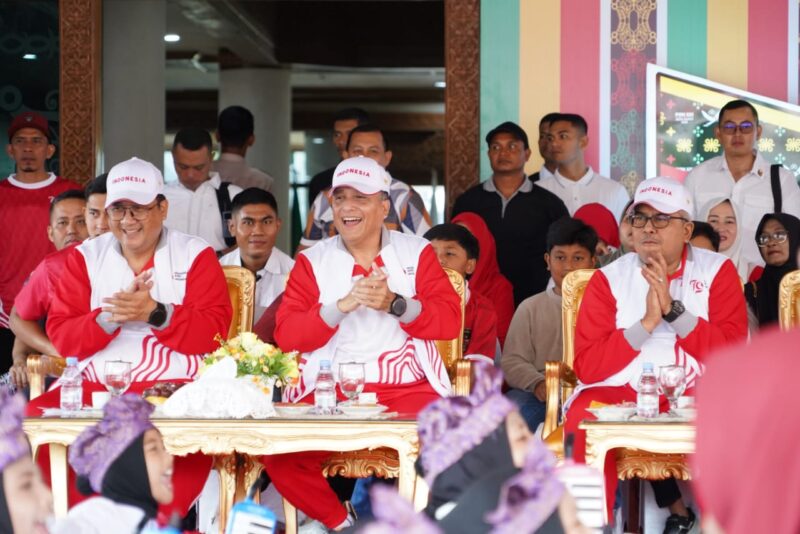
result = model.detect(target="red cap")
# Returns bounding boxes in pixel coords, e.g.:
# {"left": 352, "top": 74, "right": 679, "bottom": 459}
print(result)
{"left": 8, "top": 112, "right": 50, "bottom": 142}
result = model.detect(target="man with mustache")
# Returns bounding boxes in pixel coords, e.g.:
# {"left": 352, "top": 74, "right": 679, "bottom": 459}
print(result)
{"left": 564, "top": 176, "right": 747, "bottom": 533}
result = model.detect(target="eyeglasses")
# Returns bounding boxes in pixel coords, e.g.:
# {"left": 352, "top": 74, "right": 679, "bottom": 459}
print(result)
{"left": 720, "top": 121, "right": 755, "bottom": 135}
{"left": 629, "top": 213, "right": 688, "bottom": 229}
{"left": 106, "top": 203, "right": 158, "bottom": 221}
{"left": 757, "top": 230, "right": 788, "bottom": 246}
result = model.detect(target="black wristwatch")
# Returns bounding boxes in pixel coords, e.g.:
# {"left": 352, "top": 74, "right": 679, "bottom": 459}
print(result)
{"left": 147, "top": 302, "right": 168, "bottom": 327}
{"left": 388, "top": 294, "right": 407, "bottom": 317}
{"left": 662, "top": 300, "right": 685, "bottom": 323}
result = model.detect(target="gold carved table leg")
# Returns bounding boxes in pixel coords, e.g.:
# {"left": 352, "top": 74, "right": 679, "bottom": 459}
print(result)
{"left": 213, "top": 454, "right": 239, "bottom": 534}
{"left": 49, "top": 443, "right": 69, "bottom": 517}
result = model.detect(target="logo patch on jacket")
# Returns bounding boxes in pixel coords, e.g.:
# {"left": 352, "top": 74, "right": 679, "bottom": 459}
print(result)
{"left": 173, "top": 271, "right": 187, "bottom": 281}
{"left": 403, "top": 266, "right": 415, "bottom": 276}
{"left": 689, "top": 279, "right": 707, "bottom": 293}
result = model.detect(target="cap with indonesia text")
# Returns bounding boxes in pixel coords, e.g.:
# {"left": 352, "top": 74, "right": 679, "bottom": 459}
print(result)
{"left": 331, "top": 156, "right": 391, "bottom": 195}
{"left": 105, "top": 157, "right": 164, "bottom": 208}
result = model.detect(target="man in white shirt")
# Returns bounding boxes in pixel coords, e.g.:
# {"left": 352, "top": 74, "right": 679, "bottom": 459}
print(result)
{"left": 529, "top": 112, "right": 560, "bottom": 183}
{"left": 211, "top": 106, "right": 275, "bottom": 191}
{"left": 219, "top": 188, "right": 294, "bottom": 323}
{"left": 164, "top": 127, "right": 243, "bottom": 254}
{"left": 537, "top": 113, "right": 630, "bottom": 221}
{"left": 684, "top": 99, "right": 800, "bottom": 268}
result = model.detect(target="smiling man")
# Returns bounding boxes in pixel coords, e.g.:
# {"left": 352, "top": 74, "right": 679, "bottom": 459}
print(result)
{"left": 685, "top": 99, "right": 800, "bottom": 268}
{"left": 31, "top": 157, "right": 231, "bottom": 516}
{"left": 0, "top": 111, "right": 80, "bottom": 372}
{"left": 563, "top": 176, "right": 747, "bottom": 532}
{"left": 265, "top": 156, "right": 460, "bottom": 531}
{"left": 219, "top": 187, "right": 294, "bottom": 322}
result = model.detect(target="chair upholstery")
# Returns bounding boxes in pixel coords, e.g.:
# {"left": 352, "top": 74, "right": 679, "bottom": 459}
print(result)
{"left": 222, "top": 265, "right": 256, "bottom": 338}
{"left": 27, "top": 265, "right": 256, "bottom": 399}
{"left": 779, "top": 269, "right": 800, "bottom": 330}
{"left": 280, "top": 267, "right": 469, "bottom": 532}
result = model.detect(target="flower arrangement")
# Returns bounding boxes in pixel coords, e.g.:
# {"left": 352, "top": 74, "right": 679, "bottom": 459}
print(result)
{"left": 204, "top": 332, "right": 300, "bottom": 388}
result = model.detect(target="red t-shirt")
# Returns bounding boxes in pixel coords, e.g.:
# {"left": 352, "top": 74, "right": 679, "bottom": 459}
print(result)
{"left": 464, "top": 287, "right": 499, "bottom": 358}
{"left": 14, "top": 243, "right": 78, "bottom": 321}
{"left": 0, "top": 174, "right": 80, "bottom": 326}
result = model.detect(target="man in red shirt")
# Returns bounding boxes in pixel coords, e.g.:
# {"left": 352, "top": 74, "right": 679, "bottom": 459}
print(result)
{"left": 0, "top": 112, "right": 80, "bottom": 372}
{"left": 266, "top": 156, "right": 460, "bottom": 531}
{"left": 8, "top": 176, "right": 108, "bottom": 389}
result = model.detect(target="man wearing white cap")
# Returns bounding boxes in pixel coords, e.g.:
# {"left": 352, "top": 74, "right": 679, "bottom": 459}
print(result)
{"left": 563, "top": 176, "right": 748, "bottom": 532}
{"left": 265, "top": 156, "right": 461, "bottom": 531}
{"left": 31, "top": 157, "right": 231, "bottom": 515}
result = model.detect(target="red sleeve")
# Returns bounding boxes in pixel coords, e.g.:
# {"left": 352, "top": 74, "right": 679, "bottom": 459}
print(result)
{"left": 401, "top": 246, "right": 462, "bottom": 340}
{"left": 274, "top": 254, "right": 338, "bottom": 352}
{"left": 46, "top": 249, "right": 119, "bottom": 359}
{"left": 253, "top": 293, "right": 283, "bottom": 345}
{"left": 464, "top": 292, "right": 498, "bottom": 357}
{"left": 153, "top": 248, "right": 232, "bottom": 354}
{"left": 676, "top": 260, "right": 748, "bottom": 359}
{"left": 573, "top": 271, "right": 639, "bottom": 383}
{"left": 493, "top": 283, "right": 514, "bottom": 347}
{"left": 14, "top": 260, "right": 50, "bottom": 321}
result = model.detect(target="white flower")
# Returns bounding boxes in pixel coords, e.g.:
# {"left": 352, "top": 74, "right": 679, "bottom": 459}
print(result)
{"left": 240, "top": 332, "right": 258, "bottom": 351}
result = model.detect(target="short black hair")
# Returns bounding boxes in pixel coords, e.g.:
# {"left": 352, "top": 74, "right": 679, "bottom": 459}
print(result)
{"left": 173, "top": 127, "right": 213, "bottom": 152}
{"left": 620, "top": 199, "right": 634, "bottom": 223}
{"left": 334, "top": 107, "right": 371, "bottom": 125}
{"left": 691, "top": 221, "right": 721, "bottom": 251}
{"left": 346, "top": 124, "right": 389, "bottom": 151}
{"left": 539, "top": 112, "right": 561, "bottom": 127}
{"left": 231, "top": 187, "right": 279, "bottom": 217}
{"left": 84, "top": 173, "right": 108, "bottom": 200}
{"left": 485, "top": 121, "right": 529, "bottom": 150}
{"left": 718, "top": 99, "right": 759, "bottom": 125}
{"left": 549, "top": 113, "right": 588, "bottom": 135}
{"left": 546, "top": 216, "right": 598, "bottom": 254}
{"left": 49, "top": 189, "right": 85, "bottom": 219}
{"left": 217, "top": 106, "right": 254, "bottom": 147}
{"left": 423, "top": 223, "right": 480, "bottom": 260}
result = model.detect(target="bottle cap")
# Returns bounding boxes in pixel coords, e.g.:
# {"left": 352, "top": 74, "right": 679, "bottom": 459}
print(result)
{"left": 642, "top": 362, "right": 654, "bottom": 371}
{"left": 66, "top": 357, "right": 79, "bottom": 366}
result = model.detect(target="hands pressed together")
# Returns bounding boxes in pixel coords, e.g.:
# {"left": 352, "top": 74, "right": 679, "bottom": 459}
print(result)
{"left": 102, "top": 270, "right": 158, "bottom": 324}
{"left": 641, "top": 252, "right": 673, "bottom": 333}
{"left": 337, "top": 261, "right": 395, "bottom": 314}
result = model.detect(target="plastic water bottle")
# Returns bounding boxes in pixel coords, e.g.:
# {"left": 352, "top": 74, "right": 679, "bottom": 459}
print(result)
{"left": 636, "top": 362, "right": 659, "bottom": 418}
{"left": 60, "top": 357, "right": 83, "bottom": 414}
{"left": 315, "top": 360, "right": 336, "bottom": 415}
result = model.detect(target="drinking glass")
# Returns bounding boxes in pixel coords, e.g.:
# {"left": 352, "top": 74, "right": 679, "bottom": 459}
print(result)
{"left": 104, "top": 360, "right": 132, "bottom": 397}
{"left": 338, "top": 362, "right": 365, "bottom": 406}
{"left": 658, "top": 365, "right": 686, "bottom": 412}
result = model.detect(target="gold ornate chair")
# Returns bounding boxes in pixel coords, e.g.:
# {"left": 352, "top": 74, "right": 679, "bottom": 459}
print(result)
{"left": 543, "top": 269, "right": 691, "bottom": 512}
{"left": 279, "top": 267, "right": 469, "bottom": 533}
{"left": 27, "top": 266, "right": 256, "bottom": 399}
{"left": 779, "top": 269, "right": 800, "bottom": 330}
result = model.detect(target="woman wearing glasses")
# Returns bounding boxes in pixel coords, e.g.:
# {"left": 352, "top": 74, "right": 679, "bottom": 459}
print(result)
{"left": 745, "top": 213, "right": 800, "bottom": 329}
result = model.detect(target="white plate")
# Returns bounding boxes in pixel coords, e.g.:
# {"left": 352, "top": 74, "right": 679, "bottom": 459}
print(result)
{"left": 587, "top": 406, "right": 636, "bottom": 421}
{"left": 338, "top": 404, "right": 388, "bottom": 417}
{"left": 672, "top": 407, "right": 696, "bottom": 420}
{"left": 274, "top": 403, "right": 314, "bottom": 417}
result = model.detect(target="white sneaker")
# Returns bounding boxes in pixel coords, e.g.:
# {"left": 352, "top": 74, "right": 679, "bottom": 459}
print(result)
{"left": 297, "top": 519, "right": 330, "bottom": 534}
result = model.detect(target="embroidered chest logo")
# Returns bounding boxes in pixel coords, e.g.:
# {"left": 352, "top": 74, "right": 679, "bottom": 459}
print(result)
{"left": 173, "top": 271, "right": 187, "bottom": 281}
{"left": 689, "top": 279, "right": 707, "bottom": 293}
{"left": 403, "top": 266, "right": 415, "bottom": 276}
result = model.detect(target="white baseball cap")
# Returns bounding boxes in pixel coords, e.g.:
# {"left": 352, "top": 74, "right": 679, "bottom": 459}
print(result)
{"left": 331, "top": 156, "right": 391, "bottom": 195}
{"left": 633, "top": 176, "right": 695, "bottom": 219}
{"left": 104, "top": 157, "right": 165, "bottom": 208}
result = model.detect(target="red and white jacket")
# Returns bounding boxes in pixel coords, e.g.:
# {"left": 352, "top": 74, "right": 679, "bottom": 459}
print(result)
{"left": 47, "top": 228, "right": 232, "bottom": 384}
{"left": 275, "top": 230, "right": 461, "bottom": 402}
{"left": 569, "top": 246, "right": 748, "bottom": 406}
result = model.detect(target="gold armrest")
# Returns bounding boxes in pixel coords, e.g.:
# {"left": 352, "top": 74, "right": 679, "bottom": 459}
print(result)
{"left": 27, "top": 354, "right": 66, "bottom": 400}
{"left": 454, "top": 360, "right": 472, "bottom": 397}
{"left": 542, "top": 361, "right": 578, "bottom": 439}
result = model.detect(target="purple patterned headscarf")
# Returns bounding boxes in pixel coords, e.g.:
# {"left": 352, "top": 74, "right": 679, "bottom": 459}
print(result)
{"left": 357, "top": 485, "right": 441, "bottom": 534}
{"left": 484, "top": 438, "right": 565, "bottom": 533}
{"left": 0, "top": 388, "right": 30, "bottom": 472}
{"left": 417, "top": 363, "right": 515, "bottom": 486}
{"left": 69, "top": 395, "right": 155, "bottom": 493}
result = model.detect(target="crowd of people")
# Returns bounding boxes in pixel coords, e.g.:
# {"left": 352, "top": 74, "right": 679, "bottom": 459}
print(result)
{"left": 1, "top": 96, "right": 799, "bottom": 534}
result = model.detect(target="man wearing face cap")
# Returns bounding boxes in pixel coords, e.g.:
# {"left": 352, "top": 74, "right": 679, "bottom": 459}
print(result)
{"left": 29, "top": 156, "right": 231, "bottom": 514}
{"left": 266, "top": 156, "right": 461, "bottom": 530}
{"left": 563, "top": 176, "right": 748, "bottom": 532}
{"left": 0, "top": 388, "right": 54, "bottom": 534}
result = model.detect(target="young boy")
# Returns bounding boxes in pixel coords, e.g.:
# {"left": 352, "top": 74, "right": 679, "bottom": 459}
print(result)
{"left": 501, "top": 217, "right": 598, "bottom": 431}
{"left": 424, "top": 224, "right": 499, "bottom": 361}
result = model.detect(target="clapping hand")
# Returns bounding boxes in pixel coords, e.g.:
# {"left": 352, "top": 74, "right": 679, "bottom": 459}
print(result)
{"left": 102, "top": 270, "right": 157, "bottom": 323}
{"left": 640, "top": 253, "right": 672, "bottom": 332}
{"left": 337, "top": 262, "right": 394, "bottom": 313}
